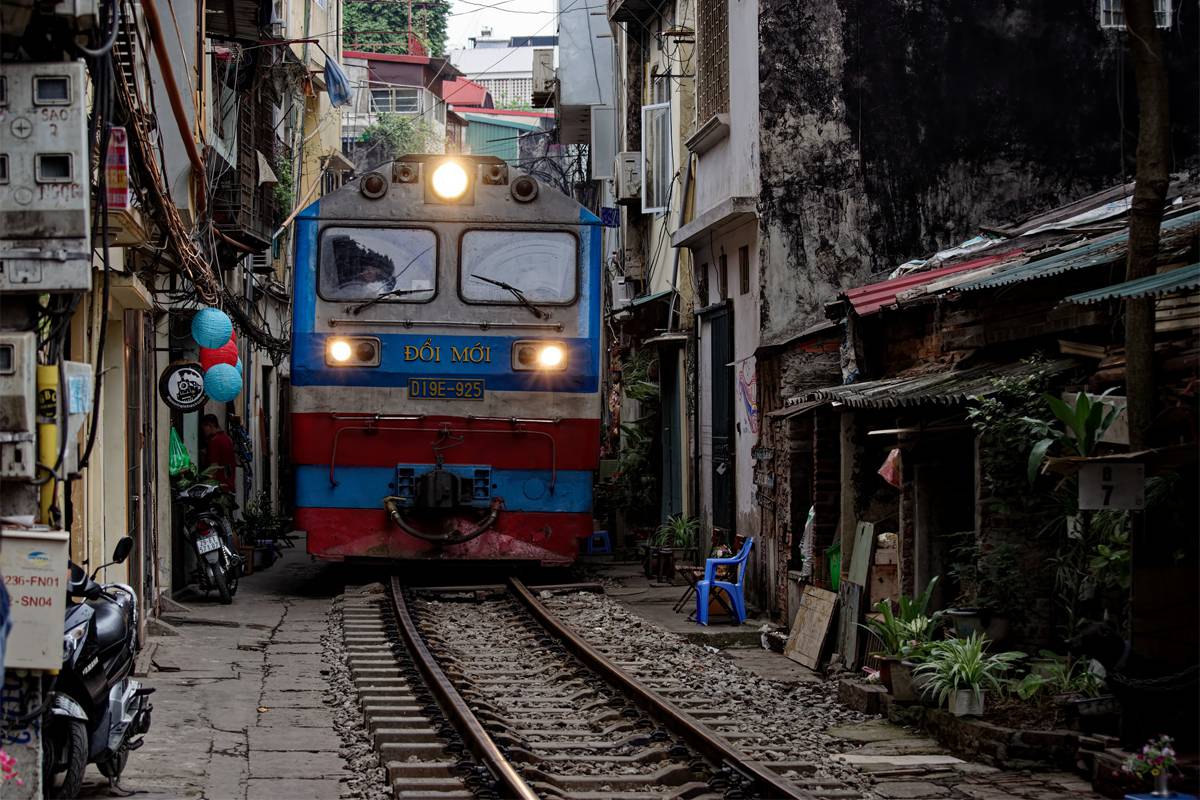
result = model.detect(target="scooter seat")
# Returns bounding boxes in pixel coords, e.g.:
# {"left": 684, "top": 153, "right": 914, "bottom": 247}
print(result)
{"left": 91, "top": 601, "right": 128, "bottom": 650}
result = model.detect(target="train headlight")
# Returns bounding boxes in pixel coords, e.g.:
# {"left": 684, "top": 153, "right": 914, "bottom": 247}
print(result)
{"left": 431, "top": 161, "right": 469, "bottom": 200}
{"left": 326, "top": 337, "right": 381, "bottom": 367}
{"left": 513, "top": 341, "right": 567, "bottom": 372}
{"left": 537, "top": 345, "right": 565, "bottom": 369}
{"left": 329, "top": 339, "right": 352, "bottom": 363}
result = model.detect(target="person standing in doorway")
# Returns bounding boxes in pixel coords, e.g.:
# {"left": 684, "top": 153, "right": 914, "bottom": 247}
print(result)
{"left": 201, "top": 413, "right": 237, "bottom": 494}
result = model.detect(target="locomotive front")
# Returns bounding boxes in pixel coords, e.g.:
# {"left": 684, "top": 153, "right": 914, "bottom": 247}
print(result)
{"left": 290, "top": 155, "right": 601, "bottom": 565}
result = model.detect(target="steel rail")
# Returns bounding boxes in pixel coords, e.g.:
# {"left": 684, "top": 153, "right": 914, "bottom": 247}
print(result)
{"left": 387, "top": 577, "right": 539, "bottom": 800}
{"left": 507, "top": 578, "right": 812, "bottom": 800}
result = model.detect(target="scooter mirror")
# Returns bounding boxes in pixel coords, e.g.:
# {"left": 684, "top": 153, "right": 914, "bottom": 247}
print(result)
{"left": 113, "top": 536, "right": 134, "bottom": 564}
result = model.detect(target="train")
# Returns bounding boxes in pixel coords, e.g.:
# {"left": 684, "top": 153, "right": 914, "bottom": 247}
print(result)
{"left": 289, "top": 154, "right": 602, "bottom": 565}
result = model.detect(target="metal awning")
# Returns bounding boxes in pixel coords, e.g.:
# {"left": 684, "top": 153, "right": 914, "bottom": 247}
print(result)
{"left": 1062, "top": 263, "right": 1200, "bottom": 305}
{"left": 954, "top": 209, "right": 1200, "bottom": 292}
{"left": 784, "top": 358, "right": 1079, "bottom": 410}
{"left": 629, "top": 289, "right": 675, "bottom": 308}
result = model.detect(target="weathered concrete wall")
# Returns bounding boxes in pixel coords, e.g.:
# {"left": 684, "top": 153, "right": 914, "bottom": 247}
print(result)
{"left": 757, "top": 0, "right": 1200, "bottom": 340}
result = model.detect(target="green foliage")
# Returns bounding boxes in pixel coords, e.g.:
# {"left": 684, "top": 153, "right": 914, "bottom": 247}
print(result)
{"left": 272, "top": 156, "right": 294, "bottom": 224}
{"left": 914, "top": 633, "right": 1025, "bottom": 704}
{"left": 862, "top": 577, "right": 943, "bottom": 658}
{"left": 1010, "top": 654, "right": 1105, "bottom": 702}
{"left": 948, "top": 534, "right": 1031, "bottom": 614}
{"left": 239, "top": 491, "right": 288, "bottom": 545}
{"left": 359, "top": 113, "right": 439, "bottom": 163}
{"left": 1024, "top": 388, "right": 1120, "bottom": 482}
{"left": 344, "top": 0, "right": 451, "bottom": 56}
{"left": 654, "top": 514, "right": 698, "bottom": 550}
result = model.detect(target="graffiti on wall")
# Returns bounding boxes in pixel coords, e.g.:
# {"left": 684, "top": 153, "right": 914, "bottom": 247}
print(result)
{"left": 737, "top": 360, "right": 759, "bottom": 435}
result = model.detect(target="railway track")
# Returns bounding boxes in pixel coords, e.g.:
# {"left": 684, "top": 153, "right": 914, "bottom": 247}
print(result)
{"left": 341, "top": 578, "right": 860, "bottom": 799}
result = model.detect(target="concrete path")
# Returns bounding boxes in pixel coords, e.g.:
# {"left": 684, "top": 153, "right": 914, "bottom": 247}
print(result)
{"left": 78, "top": 540, "right": 348, "bottom": 800}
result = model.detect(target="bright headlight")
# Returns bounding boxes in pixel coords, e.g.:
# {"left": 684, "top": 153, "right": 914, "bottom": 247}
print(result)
{"left": 431, "top": 161, "right": 469, "bottom": 200}
{"left": 537, "top": 344, "right": 565, "bottom": 369}
{"left": 63, "top": 621, "right": 88, "bottom": 658}
{"left": 328, "top": 339, "right": 352, "bottom": 363}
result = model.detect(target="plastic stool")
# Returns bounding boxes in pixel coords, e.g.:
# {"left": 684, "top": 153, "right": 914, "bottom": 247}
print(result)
{"left": 587, "top": 530, "right": 611, "bottom": 554}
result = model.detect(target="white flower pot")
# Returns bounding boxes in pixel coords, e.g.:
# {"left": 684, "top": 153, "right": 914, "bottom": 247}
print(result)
{"left": 949, "top": 688, "right": 985, "bottom": 717}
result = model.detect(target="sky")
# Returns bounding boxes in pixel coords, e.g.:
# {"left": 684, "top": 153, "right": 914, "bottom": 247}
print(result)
{"left": 445, "top": 0, "right": 559, "bottom": 52}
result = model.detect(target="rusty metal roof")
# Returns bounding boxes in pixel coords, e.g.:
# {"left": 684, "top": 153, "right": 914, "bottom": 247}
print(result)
{"left": 784, "top": 358, "right": 1079, "bottom": 410}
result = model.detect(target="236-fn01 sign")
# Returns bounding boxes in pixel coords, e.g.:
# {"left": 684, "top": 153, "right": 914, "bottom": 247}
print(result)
{"left": 1078, "top": 463, "right": 1145, "bottom": 511}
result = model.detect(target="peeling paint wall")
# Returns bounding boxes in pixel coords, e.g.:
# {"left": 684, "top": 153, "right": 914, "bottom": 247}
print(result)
{"left": 757, "top": 0, "right": 1200, "bottom": 340}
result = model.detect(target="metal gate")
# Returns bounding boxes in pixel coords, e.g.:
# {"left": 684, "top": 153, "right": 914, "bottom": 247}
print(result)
{"left": 708, "top": 305, "right": 734, "bottom": 541}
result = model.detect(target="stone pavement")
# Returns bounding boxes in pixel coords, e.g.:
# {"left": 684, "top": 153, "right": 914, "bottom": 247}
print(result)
{"left": 79, "top": 540, "right": 349, "bottom": 800}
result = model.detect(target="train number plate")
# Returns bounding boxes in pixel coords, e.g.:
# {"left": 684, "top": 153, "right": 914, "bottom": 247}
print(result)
{"left": 408, "top": 378, "right": 485, "bottom": 400}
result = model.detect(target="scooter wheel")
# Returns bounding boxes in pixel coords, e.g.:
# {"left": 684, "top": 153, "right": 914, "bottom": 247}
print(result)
{"left": 45, "top": 717, "right": 88, "bottom": 799}
{"left": 212, "top": 567, "right": 232, "bottom": 605}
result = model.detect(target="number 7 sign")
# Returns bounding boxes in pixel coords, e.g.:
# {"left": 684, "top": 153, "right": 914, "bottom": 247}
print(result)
{"left": 1078, "top": 463, "right": 1145, "bottom": 510}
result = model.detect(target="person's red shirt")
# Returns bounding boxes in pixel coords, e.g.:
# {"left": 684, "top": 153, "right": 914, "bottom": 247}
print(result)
{"left": 203, "top": 431, "right": 237, "bottom": 493}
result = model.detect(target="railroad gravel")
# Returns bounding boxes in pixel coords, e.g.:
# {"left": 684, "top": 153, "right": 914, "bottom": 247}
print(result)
{"left": 545, "top": 591, "right": 875, "bottom": 796}
{"left": 324, "top": 586, "right": 390, "bottom": 800}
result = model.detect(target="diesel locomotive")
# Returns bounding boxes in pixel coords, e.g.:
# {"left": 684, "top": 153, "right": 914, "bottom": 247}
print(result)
{"left": 289, "top": 154, "right": 602, "bottom": 565}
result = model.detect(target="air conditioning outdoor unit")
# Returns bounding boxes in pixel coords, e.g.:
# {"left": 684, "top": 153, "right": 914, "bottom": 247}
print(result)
{"left": 249, "top": 250, "right": 274, "bottom": 274}
{"left": 531, "top": 48, "right": 555, "bottom": 95}
{"left": 615, "top": 152, "right": 641, "bottom": 206}
{"left": 611, "top": 276, "right": 635, "bottom": 310}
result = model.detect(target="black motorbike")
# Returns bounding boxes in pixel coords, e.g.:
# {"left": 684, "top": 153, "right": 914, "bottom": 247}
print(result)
{"left": 174, "top": 482, "right": 242, "bottom": 603}
{"left": 44, "top": 537, "right": 154, "bottom": 798}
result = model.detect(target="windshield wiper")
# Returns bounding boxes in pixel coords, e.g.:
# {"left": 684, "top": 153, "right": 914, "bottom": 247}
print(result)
{"left": 348, "top": 286, "right": 431, "bottom": 315}
{"left": 472, "top": 274, "right": 548, "bottom": 319}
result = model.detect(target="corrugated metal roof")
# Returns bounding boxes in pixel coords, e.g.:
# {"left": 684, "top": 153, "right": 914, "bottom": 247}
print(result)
{"left": 955, "top": 209, "right": 1200, "bottom": 292}
{"left": 1063, "top": 263, "right": 1200, "bottom": 305}
{"left": 784, "top": 359, "right": 1079, "bottom": 410}
{"left": 845, "top": 249, "right": 1024, "bottom": 316}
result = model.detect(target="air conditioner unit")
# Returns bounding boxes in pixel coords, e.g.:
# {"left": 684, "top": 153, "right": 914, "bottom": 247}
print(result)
{"left": 249, "top": 250, "right": 273, "bottom": 274}
{"left": 615, "top": 152, "right": 641, "bottom": 206}
{"left": 531, "top": 48, "right": 555, "bottom": 96}
{"left": 611, "top": 276, "right": 634, "bottom": 310}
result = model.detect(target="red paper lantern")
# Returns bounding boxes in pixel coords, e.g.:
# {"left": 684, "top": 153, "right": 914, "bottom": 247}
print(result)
{"left": 199, "top": 340, "right": 238, "bottom": 371}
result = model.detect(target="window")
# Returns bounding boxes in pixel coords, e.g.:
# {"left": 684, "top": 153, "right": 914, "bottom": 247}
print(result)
{"left": 700, "top": 263, "right": 710, "bottom": 305}
{"left": 318, "top": 227, "right": 437, "bottom": 302}
{"left": 717, "top": 252, "right": 728, "bottom": 300}
{"left": 697, "top": 0, "right": 729, "bottom": 121}
{"left": 460, "top": 230, "right": 577, "bottom": 304}
{"left": 371, "top": 87, "right": 421, "bottom": 113}
{"left": 738, "top": 245, "right": 749, "bottom": 295}
{"left": 641, "top": 76, "right": 672, "bottom": 214}
{"left": 1100, "top": 0, "right": 1171, "bottom": 28}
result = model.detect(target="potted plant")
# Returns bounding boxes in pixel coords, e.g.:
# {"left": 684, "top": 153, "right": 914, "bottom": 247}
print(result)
{"left": 861, "top": 576, "right": 941, "bottom": 695}
{"left": 1124, "top": 735, "right": 1177, "bottom": 797}
{"left": 914, "top": 632, "right": 1024, "bottom": 716}
{"left": 644, "top": 514, "right": 697, "bottom": 581}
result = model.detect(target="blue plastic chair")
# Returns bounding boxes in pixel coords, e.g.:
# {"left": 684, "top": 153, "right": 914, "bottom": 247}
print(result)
{"left": 695, "top": 537, "right": 754, "bottom": 625}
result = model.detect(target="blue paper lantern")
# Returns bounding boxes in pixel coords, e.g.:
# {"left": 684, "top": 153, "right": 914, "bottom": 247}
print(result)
{"left": 235, "top": 358, "right": 242, "bottom": 372}
{"left": 191, "top": 307, "right": 233, "bottom": 349}
{"left": 204, "top": 363, "right": 243, "bottom": 402}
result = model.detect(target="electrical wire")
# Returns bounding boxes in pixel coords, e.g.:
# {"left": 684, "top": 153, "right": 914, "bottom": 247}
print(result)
{"left": 75, "top": 0, "right": 122, "bottom": 57}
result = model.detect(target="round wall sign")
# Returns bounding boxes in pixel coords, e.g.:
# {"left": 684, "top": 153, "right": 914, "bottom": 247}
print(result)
{"left": 159, "top": 362, "right": 207, "bottom": 412}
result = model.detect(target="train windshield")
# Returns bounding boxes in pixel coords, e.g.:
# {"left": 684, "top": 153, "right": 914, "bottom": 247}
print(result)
{"left": 460, "top": 231, "right": 577, "bottom": 305}
{"left": 319, "top": 227, "right": 437, "bottom": 302}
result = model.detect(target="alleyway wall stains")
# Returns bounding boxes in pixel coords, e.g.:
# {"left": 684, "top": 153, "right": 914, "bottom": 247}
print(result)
{"left": 757, "top": 0, "right": 1200, "bottom": 339}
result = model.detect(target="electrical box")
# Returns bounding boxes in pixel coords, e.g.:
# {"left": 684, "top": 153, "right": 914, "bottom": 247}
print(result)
{"left": 615, "top": 152, "right": 641, "bottom": 206}
{"left": 1, "top": 528, "right": 70, "bottom": 670}
{"left": 0, "top": 332, "right": 36, "bottom": 480}
{"left": 61, "top": 360, "right": 94, "bottom": 477}
{"left": 532, "top": 48, "right": 555, "bottom": 96}
{"left": 0, "top": 61, "right": 92, "bottom": 293}
{"left": 611, "top": 276, "right": 634, "bottom": 310}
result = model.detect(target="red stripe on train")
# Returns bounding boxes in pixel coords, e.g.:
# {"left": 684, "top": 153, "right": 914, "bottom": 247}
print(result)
{"left": 290, "top": 413, "right": 601, "bottom": 470}
{"left": 296, "top": 507, "right": 588, "bottom": 564}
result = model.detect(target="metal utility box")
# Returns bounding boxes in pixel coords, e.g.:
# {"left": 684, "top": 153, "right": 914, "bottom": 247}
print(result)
{"left": 0, "top": 331, "right": 37, "bottom": 479}
{"left": 0, "top": 61, "right": 92, "bottom": 292}
{"left": 615, "top": 152, "right": 641, "bottom": 205}
{"left": 1, "top": 528, "right": 70, "bottom": 670}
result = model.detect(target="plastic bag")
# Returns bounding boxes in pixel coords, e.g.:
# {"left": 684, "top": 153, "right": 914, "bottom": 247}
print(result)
{"left": 878, "top": 448, "right": 902, "bottom": 488}
{"left": 169, "top": 428, "right": 194, "bottom": 476}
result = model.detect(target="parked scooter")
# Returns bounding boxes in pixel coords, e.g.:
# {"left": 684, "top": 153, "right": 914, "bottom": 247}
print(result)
{"left": 44, "top": 537, "right": 154, "bottom": 798}
{"left": 174, "top": 482, "right": 242, "bottom": 603}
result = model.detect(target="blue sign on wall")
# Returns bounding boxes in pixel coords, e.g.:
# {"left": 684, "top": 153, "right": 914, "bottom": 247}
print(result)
{"left": 600, "top": 207, "right": 620, "bottom": 228}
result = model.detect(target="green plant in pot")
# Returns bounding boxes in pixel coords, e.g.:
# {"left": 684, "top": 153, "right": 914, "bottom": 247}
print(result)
{"left": 861, "top": 577, "right": 941, "bottom": 696}
{"left": 645, "top": 514, "right": 697, "bottom": 581}
{"left": 914, "top": 632, "right": 1024, "bottom": 716}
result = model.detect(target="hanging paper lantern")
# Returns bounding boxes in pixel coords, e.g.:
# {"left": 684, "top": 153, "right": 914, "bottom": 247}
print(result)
{"left": 191, "top": 307, "right": 233, "bottom": 349}
{"left": 199, "top": 340, "right": 239, "bottom": 371}
{"left": 204, "top": 363, "right": 243, "bottom": 402}
{"left": 235, "top": 358, "right": 243, "bottom": 372}
{"left": 228, "top": 329, "right": 237, "bottom": 343}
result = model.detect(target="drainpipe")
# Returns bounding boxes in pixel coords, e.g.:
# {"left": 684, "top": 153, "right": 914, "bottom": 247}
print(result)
{"left": 144, "top": 0, "right": 207, "bottom": 218}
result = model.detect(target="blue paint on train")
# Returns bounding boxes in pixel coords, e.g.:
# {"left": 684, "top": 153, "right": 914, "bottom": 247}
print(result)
{"left": 295, "top": 465, "right": 593, "bottom": 513}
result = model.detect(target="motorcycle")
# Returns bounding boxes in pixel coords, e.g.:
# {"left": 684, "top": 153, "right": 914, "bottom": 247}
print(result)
{"left": 44, "top": 537, "right": 154, "bottom": 798}
{"left": 174, "top": 482, "right": 242, "bottom": 604}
